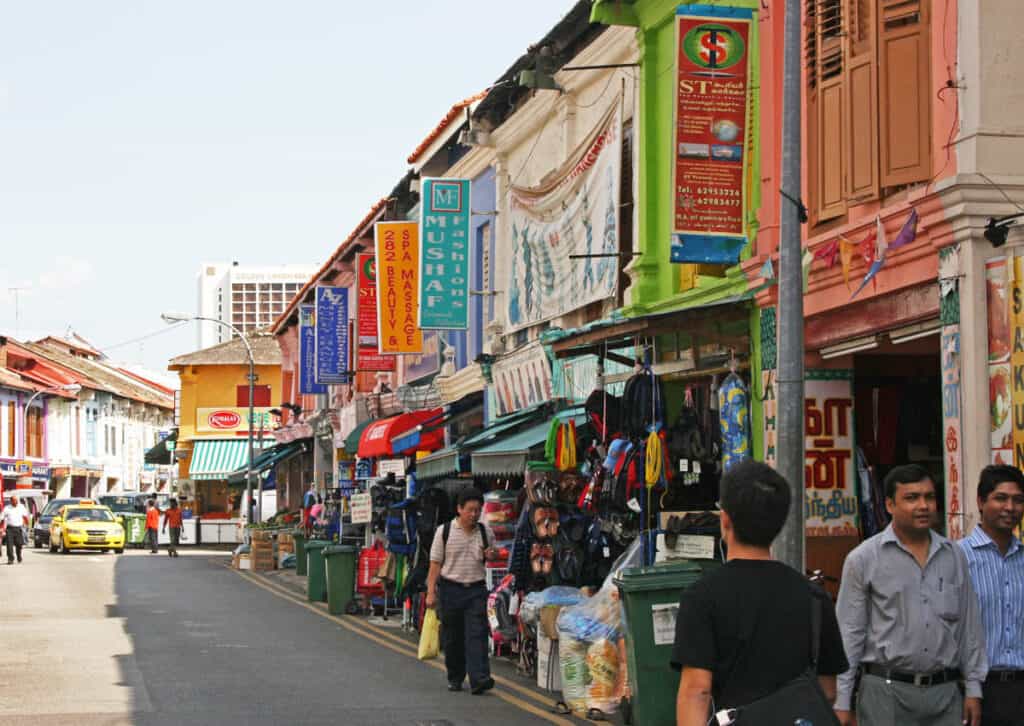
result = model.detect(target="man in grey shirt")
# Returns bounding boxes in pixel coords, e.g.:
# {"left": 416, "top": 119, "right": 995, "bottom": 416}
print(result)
{"left": 835, "top": 464, "right": 986, "bottom": 726}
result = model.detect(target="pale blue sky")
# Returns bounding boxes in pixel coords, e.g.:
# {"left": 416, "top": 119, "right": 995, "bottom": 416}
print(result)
{"left": 0, "top": 1, "right": 572, "bottom": 375}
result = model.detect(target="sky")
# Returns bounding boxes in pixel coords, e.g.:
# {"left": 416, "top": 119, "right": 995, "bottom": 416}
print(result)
{"left": 0, "top": 0, "right": 573, "bottom": 376}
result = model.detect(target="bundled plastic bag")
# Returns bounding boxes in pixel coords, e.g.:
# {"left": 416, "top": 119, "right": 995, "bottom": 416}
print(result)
{"left": 418, "top": 608, "right": 441, "bottom": 661}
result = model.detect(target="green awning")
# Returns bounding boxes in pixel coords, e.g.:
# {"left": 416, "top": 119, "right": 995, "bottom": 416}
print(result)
{"left": 416, "top": 446, "right": 460, "bottom": 480}
{"left": 226, "top": 440, "right": 308, "bottom": 485}
{"left": 189, "top": 440, "right": 271, "bottom": 481}
{"left": 470, "top": 410, "right": 587, "bottom": 476}
{"left": 343, "top": 419, "right": 374, "bottom": 455}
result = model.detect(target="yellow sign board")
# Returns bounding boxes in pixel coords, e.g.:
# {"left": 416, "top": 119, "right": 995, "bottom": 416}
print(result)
{"left": 375, "top": 221, "right": 424, "bottom": 354}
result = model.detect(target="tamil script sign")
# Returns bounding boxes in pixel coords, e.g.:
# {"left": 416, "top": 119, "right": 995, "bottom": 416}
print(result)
{"left": 419, "top": 178, "right": 471, "bottom": 329}
{"left": 375, "top": 221, "right": 423, "bottom": 354}
{"left": 804, "top": 372, "right": 858, "bottom": 537}
{"left": 355, "top": 253, "right": 395, "bottom": 372}
{"left": 315, "top": 285, "right": 350, "bottom": 385}
{"left": 298, "top": 305, "right": 327, "bottom": 395}
{"left": 670, "top": 6, "right": 753, "bottom": 264}
{"left": 505, "top": 102, "right": 621, "bottom": 333}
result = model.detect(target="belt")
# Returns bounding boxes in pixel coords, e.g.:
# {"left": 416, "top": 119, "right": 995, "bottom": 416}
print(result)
{"left": 862, "top": 664, "right": 962, "bottom": 687}
{"left": 440, "top": 578, "right": 485, "bottom": 589}
{"left": 986, "top": 670, "right": 1024, "bottom": 684}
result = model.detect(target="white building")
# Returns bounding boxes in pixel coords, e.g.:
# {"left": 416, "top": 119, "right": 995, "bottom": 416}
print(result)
{"left": 196, "top": 262, "right": 318, "bottom": 348}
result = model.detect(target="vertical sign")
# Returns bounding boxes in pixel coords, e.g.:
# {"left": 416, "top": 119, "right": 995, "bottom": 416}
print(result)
{"left": 419, "top": 178, "right": 471, "bottom": 329}
{"left": 299, "top": 305, "right": 327, "bottom": 394}
{"left": 941, "top": 325, "right": 964, "bottom": 540}
{"left": 670, "top": 6, "right": 752, "bottom": 264}
{"left": 987, "top": 258, "right": 1012, "bottom": 463}
{"left": 375, "top": 221, "right": 423, "bottom": 354}
{"left": 315, "top": 286, "right": 349, "bottom": 384}
{"left": 761, "top": 370, "right": 777, "bottom": 468}
{"left": 355, "top": 253, "right": 396, "bottom": 371}
{"left": 804, "top": 372, "right": 858, "bottom": 537}
{"left": 1013, "top": 253, "right": 1024, "bottom": 468}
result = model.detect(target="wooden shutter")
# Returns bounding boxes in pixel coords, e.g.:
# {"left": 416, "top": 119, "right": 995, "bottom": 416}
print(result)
{"left": 808, "top": 0, "right": 847, "bottom": 223}
{"left": 844, "top": 0, "right": 879, "bottom": 203}
{"left": 878, "top": 0, "right": 931, "bottom": 187}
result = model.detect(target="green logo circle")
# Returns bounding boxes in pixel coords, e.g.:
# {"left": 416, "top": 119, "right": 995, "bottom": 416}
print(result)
{"left": 362, "top": 257, "right": 376, "bottom": 282}
{"left": 682, "top": 24, "right": 745, "bottom": 70}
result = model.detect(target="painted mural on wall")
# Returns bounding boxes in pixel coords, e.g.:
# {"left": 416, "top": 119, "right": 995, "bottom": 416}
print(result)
{"left": 491, "top": 342, "right": 553, "bottom": 417}
{"left": 505, "top": 102, "right": 621, "bottom": 333}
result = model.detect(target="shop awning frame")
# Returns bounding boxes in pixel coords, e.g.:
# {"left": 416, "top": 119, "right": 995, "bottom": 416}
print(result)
{"left": 188, "top": 439, "right": 272, "bottom": 481}
{"left": 226, "top": 440, "right": 309, "bottom": 486}
{"left": 358, "top": 409, "right": 445, "bottom": 458}
{"left": 416, "top": 446, "right": 460, "bottom": 480}
{"left": 469, "top": 408, "right": 587, "bottom": 477}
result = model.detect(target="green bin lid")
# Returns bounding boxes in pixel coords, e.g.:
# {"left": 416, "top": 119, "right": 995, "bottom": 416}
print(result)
{"left": 613, "top": 561, "right": 707, "bottom": 592}
{"left": 304, "top": 540, "right": 331, "bottom": 551}
{"left": 323, "top": 545, "right": 358, "bottom": 556}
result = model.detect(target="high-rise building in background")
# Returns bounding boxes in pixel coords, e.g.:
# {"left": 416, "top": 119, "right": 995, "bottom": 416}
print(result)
{"left": 196, "top": 262, "right": 318, "bottom": 347}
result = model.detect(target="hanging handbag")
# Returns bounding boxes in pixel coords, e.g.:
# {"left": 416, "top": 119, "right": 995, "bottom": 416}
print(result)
{"left": 719, "top": 591, "right": 840, "bottom": 726}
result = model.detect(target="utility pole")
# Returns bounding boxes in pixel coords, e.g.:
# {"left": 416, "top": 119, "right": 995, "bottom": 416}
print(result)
{"left": 775, "top": 0, "right": 806, "bottom": 572}
{"left": 8, "top": 287, "right": 26, "bottom": 338}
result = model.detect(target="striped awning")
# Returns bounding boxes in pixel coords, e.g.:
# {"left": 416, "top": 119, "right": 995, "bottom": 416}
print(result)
{"left": 188, "top": 440, "right": 271, "bottom": 481}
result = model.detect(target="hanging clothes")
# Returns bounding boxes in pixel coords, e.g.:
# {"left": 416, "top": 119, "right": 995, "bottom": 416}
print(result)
{"left": 718, "top": 372, "right": 751, "bottom": 472}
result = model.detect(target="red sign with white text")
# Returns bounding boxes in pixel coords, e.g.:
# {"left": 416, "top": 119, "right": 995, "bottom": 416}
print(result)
{"left": 355, "top": 253, "right": 395, "bottom": 371}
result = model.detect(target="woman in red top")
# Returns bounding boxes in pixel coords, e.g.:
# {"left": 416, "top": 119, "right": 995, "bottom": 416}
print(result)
{"left": 162, "top": 499, "right": 183, "bottom": 558}
{"left": 145, "top": 500, "right": 160, "bottom": 553}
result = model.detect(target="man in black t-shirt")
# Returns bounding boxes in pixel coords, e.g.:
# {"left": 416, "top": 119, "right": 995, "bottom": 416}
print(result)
{"left": 671, "top": 460, "right": 848, "bottom": 725}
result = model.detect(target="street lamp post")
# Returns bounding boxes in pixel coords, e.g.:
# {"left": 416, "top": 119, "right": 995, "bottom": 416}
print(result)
{"left": 22, "top": 383, "right": 82, "bottom": 486}
{"left": 161, "top": 313, "right": 259, "bottom": 525}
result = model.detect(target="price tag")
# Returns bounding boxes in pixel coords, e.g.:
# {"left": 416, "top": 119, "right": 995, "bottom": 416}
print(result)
{"left": 693, "top": 461, "right": 702, "bottom": 474}
{"left": 679, "top": 459, "right": 689, "bottom": 472}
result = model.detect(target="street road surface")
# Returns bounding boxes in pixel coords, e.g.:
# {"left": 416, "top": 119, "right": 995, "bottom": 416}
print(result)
{"left": 0, "top": 548, "right": 557, "bottom": 725}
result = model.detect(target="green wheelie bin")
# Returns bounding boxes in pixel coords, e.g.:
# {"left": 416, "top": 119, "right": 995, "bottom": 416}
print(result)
{"left": 122, "top": 513, "right": 147, "bottom": 548}
{"left": 614, "top": 560, "right": 711, "bottom": 726}
{"left": 293, "top": 531, "right": 308, "bottom": 576}
{"left": 305, "top": 540, "right": 330, "bottom": 603}
{"left": 323, "top": 545, "right": 358, "bottom": 615}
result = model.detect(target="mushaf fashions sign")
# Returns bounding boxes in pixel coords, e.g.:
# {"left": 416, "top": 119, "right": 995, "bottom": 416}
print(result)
{"left": 419, "top": 178, "right": 471, "bottom": 330}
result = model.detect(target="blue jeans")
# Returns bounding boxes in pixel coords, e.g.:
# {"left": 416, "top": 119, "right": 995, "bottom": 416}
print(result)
{"left": 439, "top": 578, "right": 490, "bottom": 687}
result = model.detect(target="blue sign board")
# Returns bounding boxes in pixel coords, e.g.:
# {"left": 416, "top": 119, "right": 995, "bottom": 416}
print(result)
{"left": 419, "top": 177, "right": 471, "bottom": 329}
{"left": 299, "top": 305, "right": 327, "bottom": 394}
{"left": 315, "top": 286, "right": 350, "bottom": 384}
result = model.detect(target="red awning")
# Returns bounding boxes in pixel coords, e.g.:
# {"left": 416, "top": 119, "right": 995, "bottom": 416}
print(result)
{"left": 358, "top": 409, "right": 445, "bottom": 458}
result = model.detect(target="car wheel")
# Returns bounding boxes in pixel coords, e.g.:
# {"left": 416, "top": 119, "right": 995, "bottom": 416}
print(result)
{"left": 60, "top": 538, "right": 70, "bottom": 555}
{"left": 33, "top": 538, "right": 42, "bottom": 549}
{"left": 114, "top": 548, "right": 124, "bottom": 555}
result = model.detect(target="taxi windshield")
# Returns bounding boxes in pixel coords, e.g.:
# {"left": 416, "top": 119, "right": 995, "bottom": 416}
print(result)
{"left": 64, "top": 509, "right": 114, "bottom": 523}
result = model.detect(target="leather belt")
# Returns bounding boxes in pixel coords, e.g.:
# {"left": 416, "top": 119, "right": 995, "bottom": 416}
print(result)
{"left": 986, "top": 670, "right": 1024, "bottom": 684}
{"left": 862, "top": 664, "right": 962, "bottom": 687}
{"left": 440, "top": 578, "right": 485, "bottom": 589}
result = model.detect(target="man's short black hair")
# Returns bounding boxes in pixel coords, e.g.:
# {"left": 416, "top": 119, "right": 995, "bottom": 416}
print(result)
{"left": 978, "top": 464, "right": 1024, "bottom": 500}
{"left": 884, "top": 464, "right": 933, "bottom": 500}
{"left": 456, "top": 487, "right": 484, "bottom": 508}
{"left": 718, "top": 460, "right": 791, "bottom": 547}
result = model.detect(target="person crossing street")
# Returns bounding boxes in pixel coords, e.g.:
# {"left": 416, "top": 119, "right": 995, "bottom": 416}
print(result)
{"left": 162, "top": 498, "right": 183, "bottom": 557}
{"left": 145, "top": 499, "right": 160, "bottom": 554}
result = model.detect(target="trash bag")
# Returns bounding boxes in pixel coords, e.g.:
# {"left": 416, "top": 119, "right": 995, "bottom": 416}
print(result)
{"left": 418, "top": 608, "right": 441, "bottom": 661}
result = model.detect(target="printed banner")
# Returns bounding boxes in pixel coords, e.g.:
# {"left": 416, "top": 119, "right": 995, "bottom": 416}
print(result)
{"left": 941, "top": 325, "right": 965, "bottom": 540}
{"left": 375, "top": 221, "right": 424, "bottom": 354}
{"left": 505, "top": 102, "right": 621, "bottom": 333}
{"left": 315, "top": 286, "right": 350, "bottom": 384}
{"left": 804, "top": 372, "right": 858, "bottom": 537}
{"left": 355, "top": 253, "right": 395, "bottom": 372}
{"left": 419, "top": 178, "right": 471, "bottom": 329}
{"left": 1014, "top": 254, "right": 1024, "bottom": 468}
{"left": 491, "top": 342, "right": 553, "bottom": 417}
{"left": 298, "top": 305, "right": 327, "bottom": 395}
{"left": 670, "top": 6, "right": 752, "bottom": 264}
{"left": 987, "top": 258, "right": 1012, "bottom": 462}
{"left": 196, "top": 408, "right": 275, "bottom": 436}
{"left": 405, "top": 331, "right": 441, "bottom": 382}
{"left": 762, "top": 369, "right": 777, "bottom": 468}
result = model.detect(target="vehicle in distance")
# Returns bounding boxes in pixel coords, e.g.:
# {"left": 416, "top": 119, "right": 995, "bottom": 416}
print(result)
{"left": 49, "top": 504, "right": 125, "bottom": 554}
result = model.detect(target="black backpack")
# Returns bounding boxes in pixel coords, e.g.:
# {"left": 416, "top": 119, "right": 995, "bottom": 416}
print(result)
{"left": 622, "top": 369, "right": 666, "bottom": 437}
{"left": 416, "top": 486, "right": 452, "bottom": 548}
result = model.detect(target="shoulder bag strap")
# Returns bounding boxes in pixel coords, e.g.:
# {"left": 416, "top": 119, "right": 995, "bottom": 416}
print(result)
{"left": 809, "top": 588, "right": 823, "bottom": 669}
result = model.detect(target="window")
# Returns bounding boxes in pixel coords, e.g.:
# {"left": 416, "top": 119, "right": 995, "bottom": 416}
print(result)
{"left": 806, "top": 0, "right": 932, "bottom": 225}
{"left": 6, "top": 401, "right": 14, "bottom": 456}
{"left": 618, "top": 118, "right": 635, "bottom": 306}
{"left": 75, "top": 406, "right": 81, "bottom": 457}
{"left": 26, "top": 407, "right": 43, "bottom": 458}
{"left": 237, "top": 385, "right": 271, "bottom": 407}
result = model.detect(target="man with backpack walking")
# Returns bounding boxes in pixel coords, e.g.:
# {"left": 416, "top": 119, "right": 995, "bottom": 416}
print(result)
{"left": 425, "top": 487, "right": 498, "bottom": 695}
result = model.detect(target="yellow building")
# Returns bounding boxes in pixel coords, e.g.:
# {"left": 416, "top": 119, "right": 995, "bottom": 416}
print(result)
{"left": 167, "top": 332, "right": 282, "bottom": 517}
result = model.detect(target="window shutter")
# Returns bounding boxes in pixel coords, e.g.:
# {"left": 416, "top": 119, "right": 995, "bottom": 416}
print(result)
{"left": 236, "top": 385, "right": 248, "bottom": 407}
{"left": 844, "top": 0, "right": 879, "bottom": 203}
{"left": 809, "top": 0, "right": 847, "bottom": 223}
{"left": 878, "top": 0, "right": 931, "bottom": 187}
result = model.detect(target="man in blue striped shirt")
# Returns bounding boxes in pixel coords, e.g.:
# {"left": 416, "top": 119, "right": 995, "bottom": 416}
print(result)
{"left": 959, "top": 464, "right": 1024, "bottom": 726}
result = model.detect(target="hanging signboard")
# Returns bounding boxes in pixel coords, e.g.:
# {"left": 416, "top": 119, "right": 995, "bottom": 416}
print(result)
{"left": 405, "top": 331, "right": 441, "bottom": 382}
{"left": 804, "top": 372, "right": 858, "bottom": 538}
{"left": 491, "top": 342, "right": 553, "bottom": 417}
{"left": 419, "top": 178, "right": 471, "bottom": 329}
{"left": 314, "top": 286, "right": 350, "bottom": 384}
{"left": 1012, "top": 253, "right": 1024, "bottom": 469}
{"left": 375, "top": 221, "right": 424, "bottom": 354}
{"left": 355, "top": 253, "right": 396, "bottom": 372}
{"left": 670, "top": 6, "right": 753, "bottom": 264}
{"left": 987, "top": 258, "right": 1012, "bottom": 463}
{"left": 299, "top": 305, "right": 327, "bottom": 395}
{"left": 941, "top": 325, "right": 964, "bottom": 539}
{"left": 505, "top": 102, "right": 621, "bottom": 334}
{"left": 196, "top": 408, "right": 275, "bottom": 436}
{"left": 349, "top": 492, "right": 372, "bottom": 524}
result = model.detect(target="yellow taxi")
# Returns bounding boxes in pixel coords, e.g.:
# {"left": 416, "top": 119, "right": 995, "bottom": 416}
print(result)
{"left": 48, "top": 502, "right": 125, "bottom": 554}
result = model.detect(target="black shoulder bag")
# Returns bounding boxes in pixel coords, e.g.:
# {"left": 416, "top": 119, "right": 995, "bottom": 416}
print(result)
{"left": 724, "top": 591, "right": 840, "bottom": 726}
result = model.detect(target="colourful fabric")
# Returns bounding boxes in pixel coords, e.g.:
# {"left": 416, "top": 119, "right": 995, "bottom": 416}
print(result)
{"left": 718, "top": 373, "right": 751, "bottom": 471}
{"left": 145, "top": 508, "right": 160, "bottom": 530}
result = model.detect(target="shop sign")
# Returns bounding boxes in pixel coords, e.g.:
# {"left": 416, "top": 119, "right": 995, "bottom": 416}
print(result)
{"left": 375, "top": 221, "right": 424, "bottom": 354}
{"left": 491, "top": 342, "right": 553, "bottom": 417}
{"left": 315, "top": 285, "right": 350, "bottom": 385}
{"left": 505, "top": 103, "right": 621, "bottom": 334}
{"left": 987, "top": 258, "right": 1012, "bottom": 463}
{"left": 761, "top": 370, "right": 777, "bottom": 468}
{"left": 670, "top": 6, "right": 753, "bottom": 264}
{"left": 804, "top": 373, "right": 858, "bottom": 537}
{"left": 377, "top": 458, "right": 405, "bottom": 477}
{"left": 355, "top": 253, "right": 396, "bottom": 372}
{"left": 941, "top": 325, "right": 965, "bottom": 540}
{"left": 196, "top": 408, "right": 274, "bottom": 435}
{"left": 349, "top": 492, "right": 372, "bottom": 524}
{"left": 1011, "top": 254, "right": 1024, "bottom": 470}
{"left": 299, "top": 305, "right": 327, "bottom": 395}
{"left": 419, "top": 178, "right": 471, "bottom": 329}
{"left": 0, "top": 460, "right": 49, "bottom": 480}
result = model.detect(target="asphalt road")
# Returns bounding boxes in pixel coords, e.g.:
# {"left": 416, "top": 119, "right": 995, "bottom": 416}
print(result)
{"left": 0, "top": 545, "right": 560, "bottom": 726}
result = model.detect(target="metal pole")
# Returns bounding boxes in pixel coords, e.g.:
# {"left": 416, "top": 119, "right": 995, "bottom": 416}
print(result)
{"left": 775, "top": 0, "right": 805, "bottom": 572}
{"left": 248, "top": 355, "right": 256, "bottom": 525}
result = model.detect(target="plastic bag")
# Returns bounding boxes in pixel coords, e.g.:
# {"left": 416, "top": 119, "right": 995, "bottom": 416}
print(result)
{"left": 522, "top": 586, "right": 586, "bottom": 626}
{"left": 418, "top": 608, "right": 441, "bottom": 661}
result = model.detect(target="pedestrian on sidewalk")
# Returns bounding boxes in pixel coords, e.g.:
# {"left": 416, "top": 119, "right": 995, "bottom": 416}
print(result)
{"left": 672, "top": 460, "right": 848, "bottom": 726}
{"left": 2, "top": 494, "right": 30, "bottom": 564}
{"left": 425, "top": 487, "right": 498, "bottom": 695}
{"left": 959, "top": 464, "right": 1024, "bottom": 726}
{"left": 145, "top": 499, "right": 160, "bottom": 554}
{"left": 303, "top": 484, "right": 317, "bottom": 535}
{"left": 163, "top": 498, "right": 183, "bottom": 558}
{"left": 835, "top": 464, "right": 987, "bottom": 726}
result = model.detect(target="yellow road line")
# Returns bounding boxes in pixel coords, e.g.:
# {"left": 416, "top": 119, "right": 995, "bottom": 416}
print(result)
{"left": 229, "top": 566, "right": 574, "bottom": 726}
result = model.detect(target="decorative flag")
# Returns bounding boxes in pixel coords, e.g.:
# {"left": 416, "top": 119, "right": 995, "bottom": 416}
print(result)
{"left": 858, "top": 226, "right": 877, "bottom": 267}
{"left": 887, "top": 208, "right": 919, "bottom": 251}
{"left": 801, "top": 248, "right": 815, "bottom": 293}
{"left": 760, "top": 257, "right": 775, "bottom": 280}
{"left": 851, "top": 258, "right": 886, "bottom": 300}
{"left": 813, "top": 239, "right": 841, "bottom": 268}
{"left": 839, "top": 236, "right": 856, "bottom": 289}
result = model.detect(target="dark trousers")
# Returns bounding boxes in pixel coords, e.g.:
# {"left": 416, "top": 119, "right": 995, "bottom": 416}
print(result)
{"left": 5, "top": 528, "right": 23, "bottom": 562}
{"left": 146, "top": 527, "right": 158, "bottom": 552}
{"left": 439, "top": 578, "right": 490, "bottom": 687}
{"left": 983, "top": 678, "right": 1024, "bottom": 726}
{"left": 168, "top": 527, "right": 180, "bottom": 554}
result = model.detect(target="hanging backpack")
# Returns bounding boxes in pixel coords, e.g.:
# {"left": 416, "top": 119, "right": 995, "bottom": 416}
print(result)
{"left": 622, "top": 369, "right": 666, "bottom": 437}
{"left": 385, "top": 500, "right": 418, "bottom": 556}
